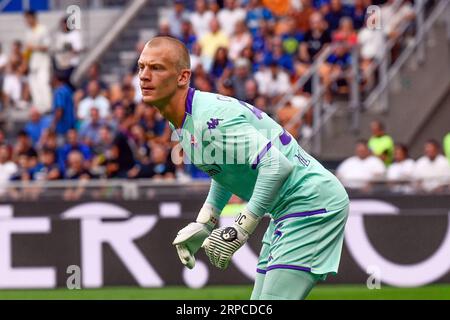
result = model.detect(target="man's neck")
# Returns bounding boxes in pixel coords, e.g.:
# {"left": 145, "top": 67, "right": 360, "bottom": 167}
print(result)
{"left": 156, "top": 88, "right": 189, "bottom": 129}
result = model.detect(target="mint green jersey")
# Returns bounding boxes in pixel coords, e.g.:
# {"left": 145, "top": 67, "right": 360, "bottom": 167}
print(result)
{"left": 170, "top": 88, "right": 348, "bottom": 220}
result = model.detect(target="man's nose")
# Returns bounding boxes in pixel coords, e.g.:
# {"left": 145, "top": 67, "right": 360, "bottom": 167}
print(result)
{"left": 139, "top": 66, "right": 151, "bottom": 81}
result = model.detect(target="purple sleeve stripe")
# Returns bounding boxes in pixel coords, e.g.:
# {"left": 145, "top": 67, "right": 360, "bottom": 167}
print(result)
{"left": 251, "top": 141, "right": 272, "bottom": 169}
{"left": 274, "top": 208, "right": 327, "bottom": 224}
{"left": 256, "top": 268, "right": 267, "bottom": 274}
{"left": 266, "top": 265, "right": 311, "bottom": 273}
{"left": 279, "top": 129, "right": 292, "bottom": 145}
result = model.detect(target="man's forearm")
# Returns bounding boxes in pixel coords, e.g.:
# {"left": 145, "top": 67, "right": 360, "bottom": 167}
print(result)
{"left": 205, "top": 179, "right": 233, "bottom": 213}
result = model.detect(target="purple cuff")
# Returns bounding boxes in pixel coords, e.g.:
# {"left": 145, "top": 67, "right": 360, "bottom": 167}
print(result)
{"left": 256, "top": 268, "right": 267, "bottom": 274}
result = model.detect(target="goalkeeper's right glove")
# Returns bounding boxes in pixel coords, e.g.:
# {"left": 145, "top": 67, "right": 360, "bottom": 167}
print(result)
{"left": 172, "top": 203, "right": 220, "bottom": 269}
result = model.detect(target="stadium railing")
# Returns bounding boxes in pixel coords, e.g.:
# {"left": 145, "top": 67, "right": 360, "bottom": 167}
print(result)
{"left": 0, "top": 177, "right": 449, "bottom": 201}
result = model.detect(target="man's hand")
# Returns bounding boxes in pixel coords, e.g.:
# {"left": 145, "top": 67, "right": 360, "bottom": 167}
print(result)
{"left": 202, "top": 208, "right": 260, "bottom": 270}
{"left": 172, "top": 204, "right": 219, "bottom": 269}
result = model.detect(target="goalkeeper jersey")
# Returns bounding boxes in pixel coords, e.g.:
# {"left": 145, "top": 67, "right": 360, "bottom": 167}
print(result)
{"left": 169, "top": 88, "right": 348, "bottom": 220}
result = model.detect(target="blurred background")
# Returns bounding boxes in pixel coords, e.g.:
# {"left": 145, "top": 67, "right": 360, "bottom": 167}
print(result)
{"left": 0, "top": 0, "right": 449, "bottom": 299}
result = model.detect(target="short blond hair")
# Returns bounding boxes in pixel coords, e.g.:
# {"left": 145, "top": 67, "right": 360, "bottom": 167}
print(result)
{"left": 145, "top": 36, "right": 191, "bottom": 71}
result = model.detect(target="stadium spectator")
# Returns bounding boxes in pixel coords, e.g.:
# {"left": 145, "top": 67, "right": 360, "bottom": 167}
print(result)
{"left": 245, "top": 0, "right": 275, "bottom": 36}
{"left": 229, "top": 57, "right": 254, "bottom": 101}
{"left": 166, "top": 0, "right": 191, "bottom": 38}
{"left": 218, "top": 0, "right": 247, "bottom": 37}
{"left": 178, "top": 20, "right": 198, "bottom": 53}
{"left": 24, "top": 10, "right": 52, "bottom": 114}
{"left": 228, "top": 20, "right": 253, "bottom": 61}
{"left": 263, "top": 36, "right": 294, "bottom": 74}
{"left": 381, "top": 0, "right": 415, "bottom": 39}
{"left": 413, "top": 140, "right": 450, "bottom": 193}
{"left": 279, "top": 16, "right": 304, "bottom": 57}
{"left": 444, "top": 132, "right": 450, "bottom": 163}
{"left": 208, "top": 0, "right": 221, "bottom": 16}
{"left": 332, "top": 17, "right": 358, "bottom": 46}
{"left": 296, "top": 12, "right": 331, "bottom": 78}
{"left": 325, "top": 0, "right": 353, "bottom": 32}
{"left": 350, "top": 0, "right": 369, "bottom": 30}
{"left": 254, "top": 59, "right": 290, "bottom": 104}
{"left": 53, "top": 15, "right": 83, "bottom": 78}
{"left": 190, "top": 0, "right": 215, "bottom": 39}
{"left": 0, "top": 145, "right": 17, "bottom": 197}
{"left": 58, "top": 129, "right": 92, "bottom": 171}
{"left": 79, "top": 107, "right": 107, "bottom": 147}
{"left": 243, "top": 78, "right": 259, "bottom": 105}
{"left": 147, "top": 143, "right": 176, "bottom": 180}
{"left": 289, "top": 0, "right": 316, "bottom": 33}
{"left": 210, "top": 47, "right": 232, "bottom": 80}
{"left": 50, "top": 72, "right": 76, "bottom": 139}
{"left": 77, "top": 80, "right": 110, "bottom": 122}
{"left": 157, "top": 19, "right": 173, "bottom": 37}
{"left": 386, "top": 144, "right": 415, "bottom": 193}
{"left": 63, "top": 150, "right": 92, "bottom": 200}
{"left": 24, "top": 107, "right": 52, "bottom": 146}
{"left": 199, "top": 17, "right": 230, "bottom": 66}
{"left": 12, "top": 130, "right": 36, "bottom": 161}
{"left": 0, "top": 43, "right": 7, "bottom": 73}
{"left": 104, "top": 133, "right": 135, "bottom": 178}
{"left": 336, "top": 140, "right": 386, "bottom": 190}
{"left": 358, "top": 10, "right": 386, "bottom": 82}
{"left": 33, "top": 148, "right": 61, "bottom": 181}
{"left": 368, "top": 120, "right": 395, "bottom": 165}
{"left": 2, "top": 57, "right": 25, "bottom": 110}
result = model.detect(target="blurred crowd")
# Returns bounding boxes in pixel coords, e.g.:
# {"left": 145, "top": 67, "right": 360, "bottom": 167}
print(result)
{"left": 336, "top": 122, "right": 450, "bottom": 194}
{"left": 0, "top": 0, "right": 447, "bottom": 199}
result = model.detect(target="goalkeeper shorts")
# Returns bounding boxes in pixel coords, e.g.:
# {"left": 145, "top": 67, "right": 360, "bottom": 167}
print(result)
{"left": 256, "top": 204, "right": 349, "bottom": 278}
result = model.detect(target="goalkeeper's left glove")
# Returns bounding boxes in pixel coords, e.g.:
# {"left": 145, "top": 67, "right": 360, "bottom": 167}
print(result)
{"left": 202, "top": 208, "right": 261, "bottom": 270}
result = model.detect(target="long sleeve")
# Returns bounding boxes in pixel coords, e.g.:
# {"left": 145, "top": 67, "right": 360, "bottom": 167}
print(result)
{"left": 205, "top": 179, "right": 233, "bottom": 212}
{"left": 247, "top": 145, "right": 293, "bottom": 217}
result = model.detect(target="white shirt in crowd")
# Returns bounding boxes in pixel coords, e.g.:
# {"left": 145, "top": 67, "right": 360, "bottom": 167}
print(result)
{"left": 190, "top": 10, "right": 214, "bottom": 40}
{"left": 217, "top": 7, "right": 246, "bottom": 37}
{"left": 336, "top": 155, "right": 386, "bottom": 189}
{"left": 387, "top": 158, "right": 415, "bottom": 193}
{"left": 2, "top": 73, "right": 23, "bottom": 104}
{"left": 381, "top": 1, "right": 415, "bottom": 35}
{"left": 254, "top": 68, "right": 290, "bottom": 98}
{"left": 229, "top": 31, "right": 252, "bottom": 61}
{"left": 53, "top": 29, "right": 83, "bottom": 69}
{"left": 0, "top": 161, "right": 18, "bottom": 196}
{"left": 25, "top": 23, "right": 51, "bottom": 72}
{"left": 413, "top": 155, "right": 450, "bottom": 192}
{"left": 77, "top": 95, "right": 111, "bottom": 120}
{"left": 387, "top": 158, "right": 415, "bottom": 181}
{"left": 358, "top": 27, "right": 385, "bottom": 61}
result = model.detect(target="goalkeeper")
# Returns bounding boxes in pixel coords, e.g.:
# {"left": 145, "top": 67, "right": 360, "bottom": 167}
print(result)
{"left": 139, "top": 37, "right": 349, "bottom": 300}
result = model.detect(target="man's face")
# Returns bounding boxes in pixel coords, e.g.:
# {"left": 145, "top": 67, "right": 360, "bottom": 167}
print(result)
{"left": 355, "top": 143, "right": 370, "bottom": 159}
{"left": 24, "top": 15, "right": 36, "bottom": 27}
{"left": 424, "top": 143, "right": 438, "bottom": 160}
{"left": 138, "top": 45, "right": 180, "bottom": 108}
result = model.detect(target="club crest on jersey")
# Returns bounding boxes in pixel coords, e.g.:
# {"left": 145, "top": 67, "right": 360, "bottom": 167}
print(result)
{"left": 221, "top": 227, "right": 238, "bottom": 242}
{"left": 207, "top": 118, "right": 223, "bottom": 130}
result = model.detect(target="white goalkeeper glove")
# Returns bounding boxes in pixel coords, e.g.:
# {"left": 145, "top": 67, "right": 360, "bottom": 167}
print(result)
{"left": 172, "top": 203, "right": 220, "bottom": 269}
{"left": 202, "top": 208, "right": 261, "bottom": 270}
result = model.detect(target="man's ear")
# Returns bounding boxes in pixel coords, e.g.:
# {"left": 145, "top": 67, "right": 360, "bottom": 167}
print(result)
{"left": 178, "top": 69, "right": 191, "bottom": 87}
